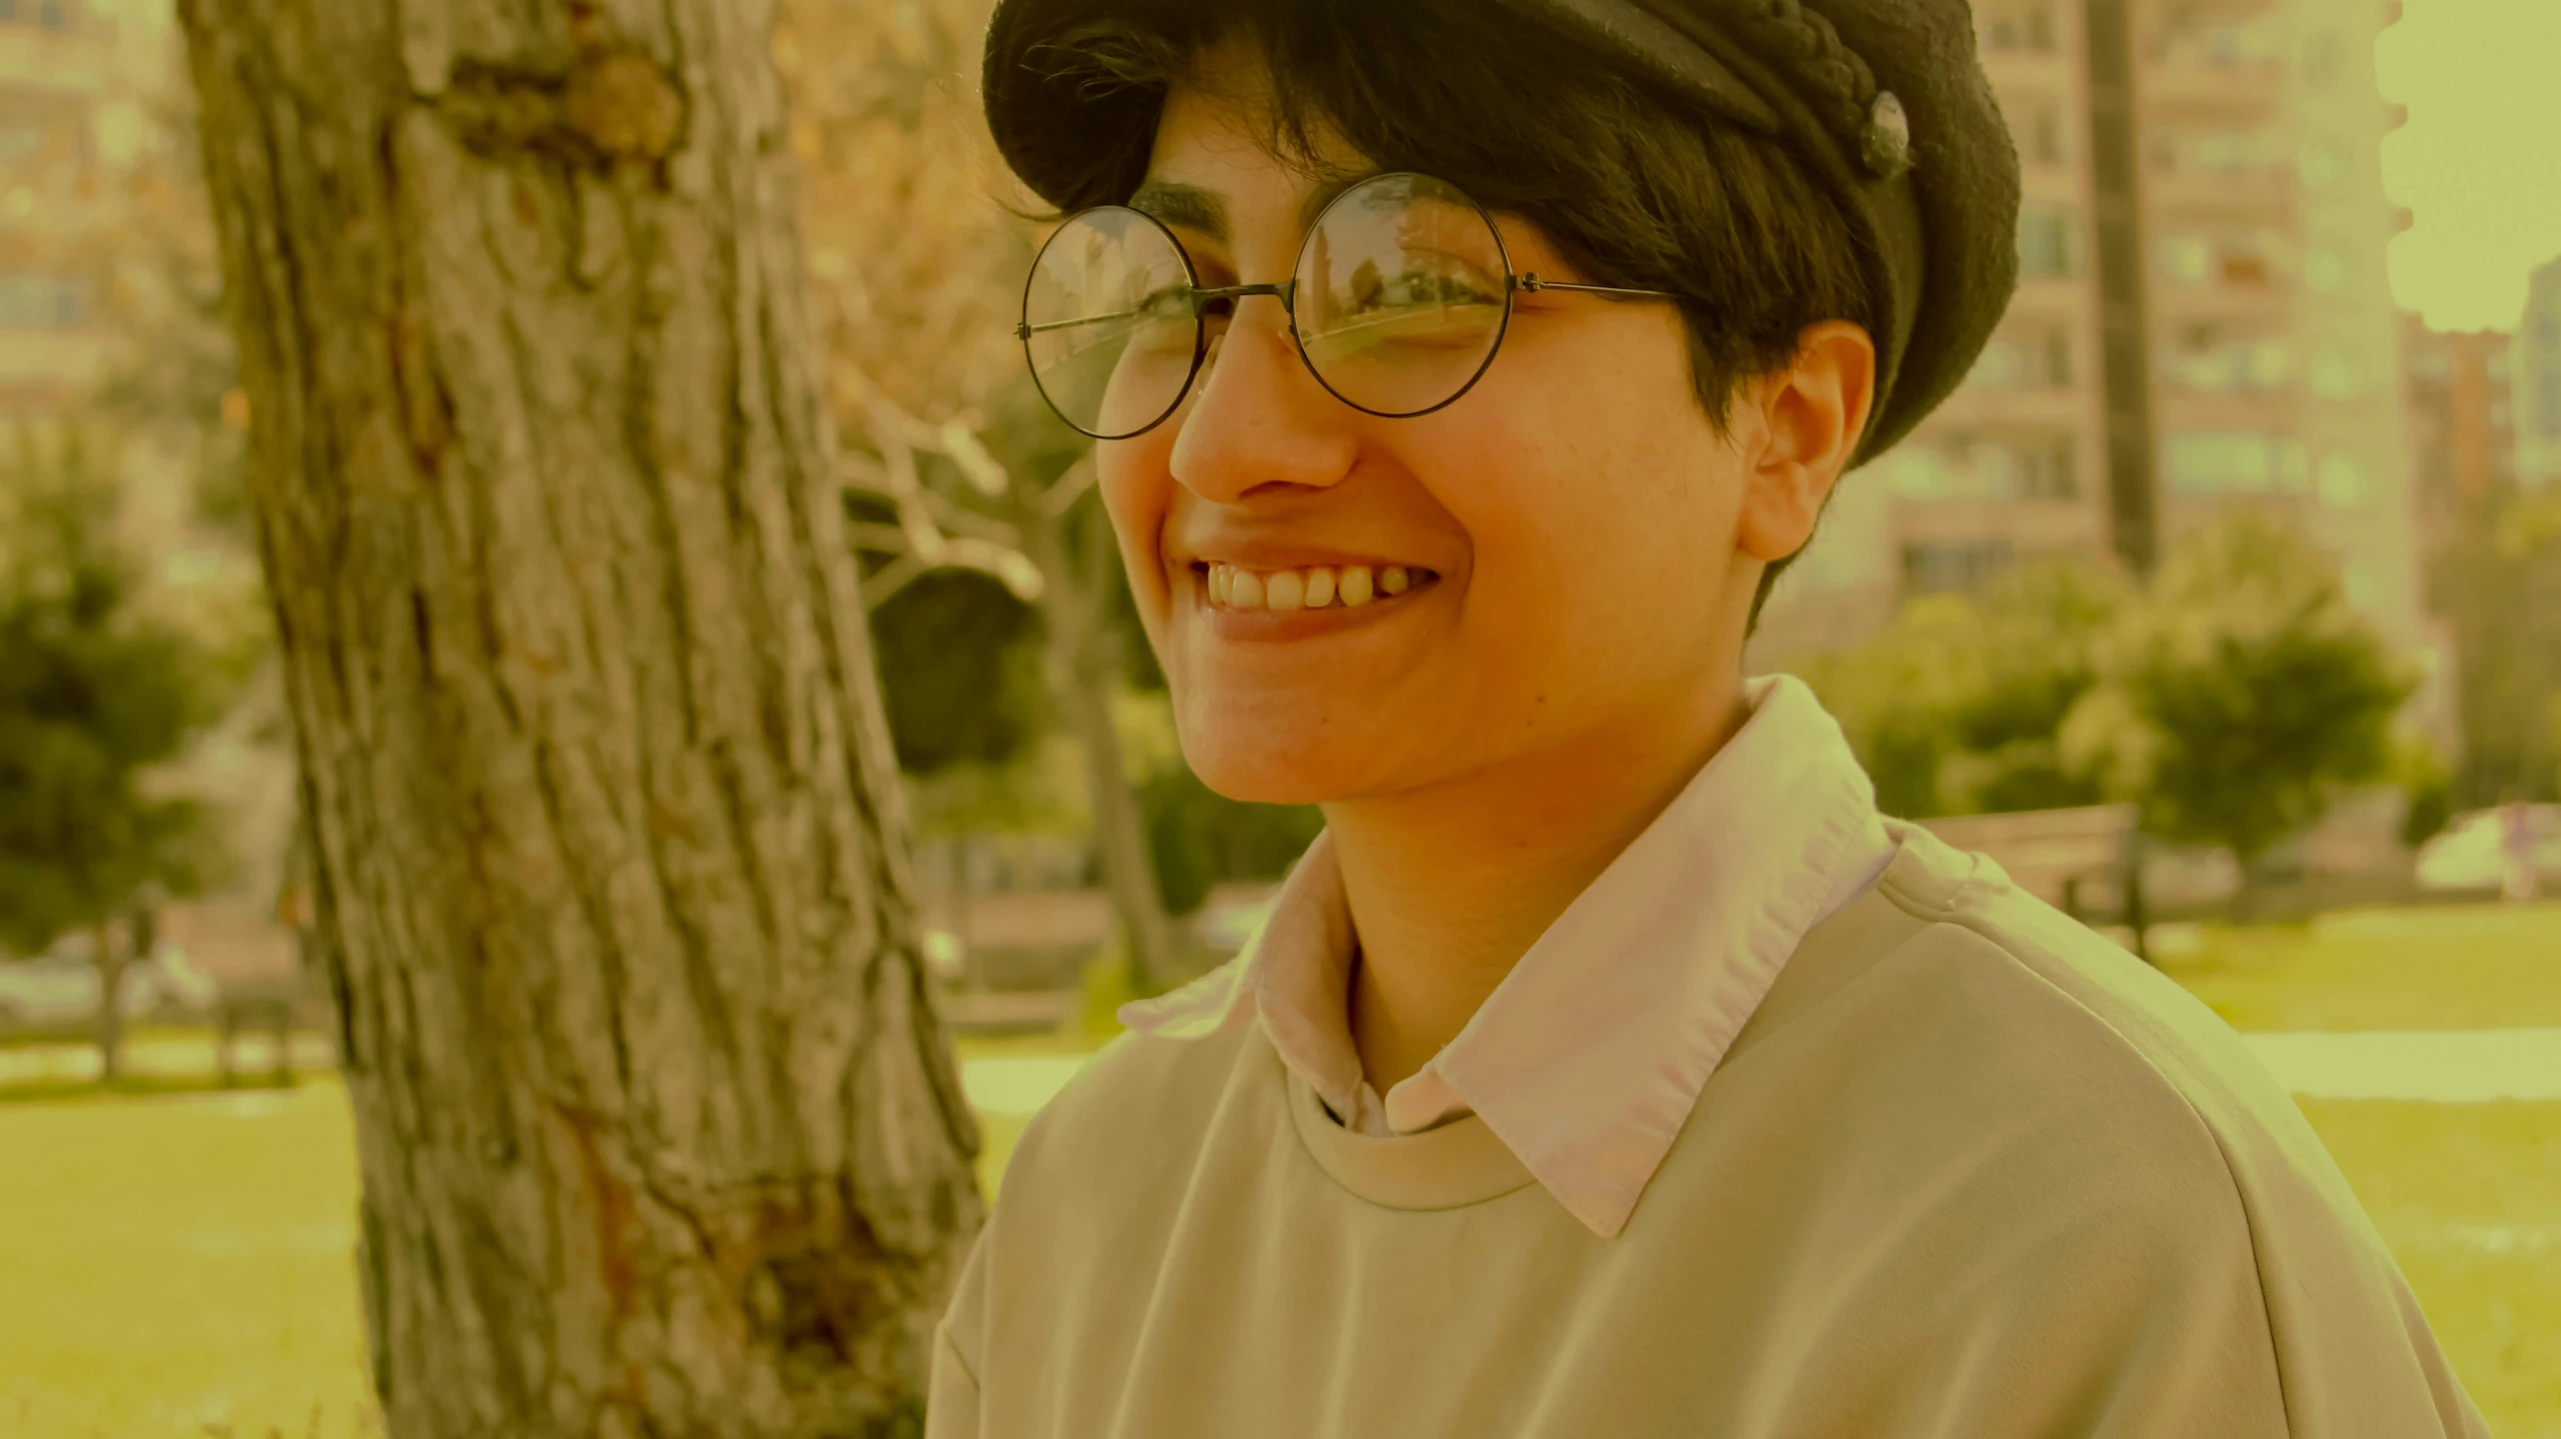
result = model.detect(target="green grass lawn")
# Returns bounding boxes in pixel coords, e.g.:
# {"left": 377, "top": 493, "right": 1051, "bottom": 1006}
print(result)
{"left": 1, "top": 903, "right": 2554, "bottom": 1437}
{"left": 2156, "top": 897, "right": 2561, "bottom": 1032}
{"left": 0, "top": 1083, "right": 379, "bottom": 1439}
{"left": 2297, "top": 1099, "right": 2561, "bottom": 1438}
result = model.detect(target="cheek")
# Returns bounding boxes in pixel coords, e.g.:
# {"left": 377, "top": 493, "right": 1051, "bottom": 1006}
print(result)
{"left": 1431, "top": 366, "right": 1743, "bottom": 649}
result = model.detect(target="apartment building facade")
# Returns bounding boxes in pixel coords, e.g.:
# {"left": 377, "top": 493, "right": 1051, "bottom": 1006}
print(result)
{"left": 0, "top": 0, "right": 113, "bottom": 416}
{"left": 2402, "top": 321, "right": 2514, "bottom": 534}
{"left": 1757, "top": 0, "right": 2429, "bottom": 668}
{"left": 2516, "top": 256, "right": 2561, "bottom": 491}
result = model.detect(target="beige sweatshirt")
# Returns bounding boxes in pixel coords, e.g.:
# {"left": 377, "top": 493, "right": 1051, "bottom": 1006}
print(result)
{"left": 926, "top": 827, "right": 2489, "bottom": 1438}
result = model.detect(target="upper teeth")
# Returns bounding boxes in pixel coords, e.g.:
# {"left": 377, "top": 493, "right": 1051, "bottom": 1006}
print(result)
{"left": 1206, "top": 563, "right": 1425, "bottom": 611}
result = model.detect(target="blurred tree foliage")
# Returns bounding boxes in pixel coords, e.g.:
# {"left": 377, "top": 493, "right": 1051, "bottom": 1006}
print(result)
{"left": 1802, "top": 561, "right": 2127, "bottom": 818}
{"left": 1141, "top": 766, "right": 1327, "bottom": 916}
{"left": 2064, "top": 518, "right": 2411, "bottom": 868}
{"left": 0, "top": 432, "right": 233, "bottom": 957}
{"left": 88, "top": 81, "right": 254, "bottom": 547}
{"left": 784, "top": 0, "right": 1321, "bottom": 937}
{"left": 2432, "top": 489, "right": 2561, "bottom": 806}
{"left": 868, "top": 567, "right": 1046, "bottom": 775}
{"left": 2395, "top": 735, "right": 2456, "bottom": 849}
{"left": 1806, "top": 518, "right": 2413, "bottom": 868}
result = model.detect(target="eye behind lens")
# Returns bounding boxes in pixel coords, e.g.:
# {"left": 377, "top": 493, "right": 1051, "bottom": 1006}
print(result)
{"left": 1023, "top": 205, "right": 1200, "bottom": 439}
{"left": 1293, "top": 173, "right": 1513, "bottom": 418}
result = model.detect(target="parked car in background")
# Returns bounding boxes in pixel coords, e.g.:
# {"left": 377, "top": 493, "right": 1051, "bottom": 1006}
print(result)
{"left": 0, "top": 944, "right": 221, "bottom": 1034}
{"left": 2417, "top": 805, "right": 2561, "bottom": 894}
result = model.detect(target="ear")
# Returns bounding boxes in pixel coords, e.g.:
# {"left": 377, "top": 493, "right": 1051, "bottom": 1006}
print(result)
{"left": 1734, "top": 321, "right": 1878, "bottom": 565}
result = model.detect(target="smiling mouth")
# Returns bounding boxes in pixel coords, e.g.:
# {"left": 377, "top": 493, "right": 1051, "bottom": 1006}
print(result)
{"left": 1193, "top": 561, "right": 1441, "bottom": 613}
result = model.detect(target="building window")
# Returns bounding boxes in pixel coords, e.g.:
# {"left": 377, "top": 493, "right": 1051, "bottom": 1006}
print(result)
{"left": 2024, "top": 105, "right": 2069, "bottom": 165}
{"left": 0, "top": 274, "right": 86, "bottom": 330}
{"left": 2166, "top": 430, "right": 2283, "bottom": 493}
{"left": 1904, "top": 540, "right": 2017, "bottom": 595}
{"left": 2194, "top": 130, "right": 2264, "bottom": 173}
{"left": 2013, "top": 437, "right": 2079, "bottom": 499}
{"left": 2318, "top": 452, "right": 2369, "bottom": 507}
{"left": 2300, "top": 139, "right": 2354, "bottom": 191}
{"left": 1969, "top": 339, "right": 2023, "bottom": 391}
{"left": 2155, "top": 230, "right": 2282, "bottom": 287}
{"left": 1965, "top": 325, "right": 2074, "bottom": 391}
{"left": 2166, "top": 330, "right": 2293, "bottom": 394}
{"left": 1884, "top": 434, "right": 2075, "bottom": 501}
{"left": 2304, "top": 33, "right": 2340, "bottom": 87}
{"left": 1885, "top": 447, "right": 1954, "bottom": 498}
{"left": 2309, "top": 346, "right": 2367, "bottom": 401}
{"left": 2159, "top": 235, "right": 2212, "bottom": 283}
{"left": 2304, "top": 244, "right": 2352, "bottom": 294}
{"left": 2019, "top": 205, "right": 2075, "bottom": 277}
{"left": 1984, "top": 3, "right": 2059, "bottom": 53}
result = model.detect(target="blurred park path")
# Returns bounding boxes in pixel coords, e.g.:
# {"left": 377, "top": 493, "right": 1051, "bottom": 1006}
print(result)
{"left": 8, "top": 1009, "right": 2557, "bottom": 1114}
{"left": 0, "top": 1031, "right": 337, "bottom": 1089}
{"left": 2249, "top": 1029, "right": 2561, "bottom": 1101}
{"left": 951, "top": 1032, "right": 2561, "bottom": 1116}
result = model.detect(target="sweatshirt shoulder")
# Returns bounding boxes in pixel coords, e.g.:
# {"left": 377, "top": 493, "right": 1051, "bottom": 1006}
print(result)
{"left": 1867, "top": 827, "right": 2308, "bottom": 1141}
{"left": 1743, "top": 828, "right": 2486, "bottom": 1436}
{"left": 1729, "top": 826, "right": 2280, "bottom": 1210}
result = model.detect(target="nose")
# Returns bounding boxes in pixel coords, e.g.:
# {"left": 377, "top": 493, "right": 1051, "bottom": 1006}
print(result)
{"left": 1168, "top": 294, "right": 1359, "bottom": 504}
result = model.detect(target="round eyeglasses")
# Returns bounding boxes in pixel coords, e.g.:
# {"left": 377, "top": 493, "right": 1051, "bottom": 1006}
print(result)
{"left": 1017, "top": 172, "right": 1681, "bottom": 441}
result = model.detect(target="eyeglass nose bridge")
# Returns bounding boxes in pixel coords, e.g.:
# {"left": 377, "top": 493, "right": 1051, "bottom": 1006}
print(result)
{"left": 1191, "top": 279, "right": 1299, "bottom": 320}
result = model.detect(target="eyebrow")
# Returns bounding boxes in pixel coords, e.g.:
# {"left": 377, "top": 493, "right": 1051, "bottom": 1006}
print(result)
{"left": 1126, "top": 166, "right": 1385, "bottom": 249}
{"left": 1128, "top": 180, "right": 1229, "bottom": 242}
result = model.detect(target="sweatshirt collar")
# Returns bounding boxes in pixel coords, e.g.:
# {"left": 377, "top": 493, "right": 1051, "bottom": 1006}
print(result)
{"left": 1117, "top": 674, "right": 1893, "bottom": 1237}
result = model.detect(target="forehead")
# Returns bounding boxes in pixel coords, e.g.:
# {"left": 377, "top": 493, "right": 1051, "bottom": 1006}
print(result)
{"left": 1134, "top": 40, "right": 1375, "bottom": 244}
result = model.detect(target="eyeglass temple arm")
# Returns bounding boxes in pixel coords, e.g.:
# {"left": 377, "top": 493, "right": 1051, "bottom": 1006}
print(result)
{"left": 1515, "top": 273, "right": 1679, "bottom": 300}
{"left": 1015, "top": 281, "right": 1299, "bottom": 341}
{"left": 1019, "top": 313, "right": 1139, "bottom": 337}
{"left": 1015, "top": 274, "right": 1660, "bottom": 340}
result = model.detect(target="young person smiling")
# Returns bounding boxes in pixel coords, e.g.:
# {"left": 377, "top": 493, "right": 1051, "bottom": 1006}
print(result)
{"left": 928, "top": 2, "right": 2490, "bottom": 1435}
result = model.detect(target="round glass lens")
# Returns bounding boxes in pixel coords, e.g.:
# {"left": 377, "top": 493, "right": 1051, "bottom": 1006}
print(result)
{"left": 1023, "top": 208, "right": 1199, "bottom": 439}
{"left": 1292, "top": 174, "right": 1511, "bottom": 417}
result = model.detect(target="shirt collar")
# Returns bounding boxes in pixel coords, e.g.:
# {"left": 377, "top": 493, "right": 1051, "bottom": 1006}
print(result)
{"left": 1118, "top": 674, "right": 1894, "bottom": 1237}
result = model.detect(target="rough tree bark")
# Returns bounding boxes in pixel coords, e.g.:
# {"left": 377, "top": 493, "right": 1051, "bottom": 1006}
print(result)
{"left": 175, "top": 2, "right": 984, "bottom": 1434}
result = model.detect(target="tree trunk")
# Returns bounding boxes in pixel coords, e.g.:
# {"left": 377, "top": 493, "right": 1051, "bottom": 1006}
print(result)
{"left": 175, "top": 3, "right": 983, "bottom": 1435}
{"left": 1017, "top": 495, "right": 1183, "bottom": 995}
{"left": 93, "top": 921, "right": 126, "bottom": 1084}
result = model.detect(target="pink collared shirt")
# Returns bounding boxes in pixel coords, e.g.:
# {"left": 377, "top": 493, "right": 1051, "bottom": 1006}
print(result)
{"left": 1117, "top": 673, "right": 1896, "bottom": 1238}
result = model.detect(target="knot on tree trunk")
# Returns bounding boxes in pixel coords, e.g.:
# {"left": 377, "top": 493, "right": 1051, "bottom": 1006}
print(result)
{"left": 441, "top": 45, "right": 686, "bottom": 171}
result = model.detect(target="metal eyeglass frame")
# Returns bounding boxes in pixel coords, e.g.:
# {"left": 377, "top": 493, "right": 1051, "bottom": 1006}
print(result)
{"left": 1016, "top": 171, "right": 1681, "bottom": 441}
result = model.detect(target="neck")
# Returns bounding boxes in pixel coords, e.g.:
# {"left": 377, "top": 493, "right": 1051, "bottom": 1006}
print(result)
{"left": 1322, "top": 672, "right": 1754, "bottom": 1099}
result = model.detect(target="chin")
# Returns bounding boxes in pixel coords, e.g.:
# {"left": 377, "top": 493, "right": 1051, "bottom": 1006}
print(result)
{"left": 1174, "top": 701, "right": 1384, "bottom": 808}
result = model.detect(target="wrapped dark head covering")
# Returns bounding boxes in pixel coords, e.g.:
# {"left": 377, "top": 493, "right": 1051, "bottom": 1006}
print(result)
{"left": 981, "top": 0, "right": 2019, "bottom": 462}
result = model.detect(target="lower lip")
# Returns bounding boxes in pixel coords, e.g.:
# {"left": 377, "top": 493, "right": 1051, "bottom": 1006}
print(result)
{"left": 1190, "top": 567, "right": 1442, "bottom": 642}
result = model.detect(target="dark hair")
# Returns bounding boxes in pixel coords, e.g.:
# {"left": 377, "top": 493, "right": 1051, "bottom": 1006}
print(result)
{"left": 1025, "top": 0, "right": 1880, "bottom": 622}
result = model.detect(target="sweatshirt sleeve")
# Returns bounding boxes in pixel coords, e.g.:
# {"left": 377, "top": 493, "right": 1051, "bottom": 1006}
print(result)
{"left": 1770, "top": 1132, "right": 2487, "bottom": 1439}
{"left": 925, "top": 1321, "right": 981, "bottom": 1439}
{"left": 1811, "top": 1180, "right": 2292, "bottom": 1437}
{"left": 924, "top": 1226, "right": 990, "bottom": 1439}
